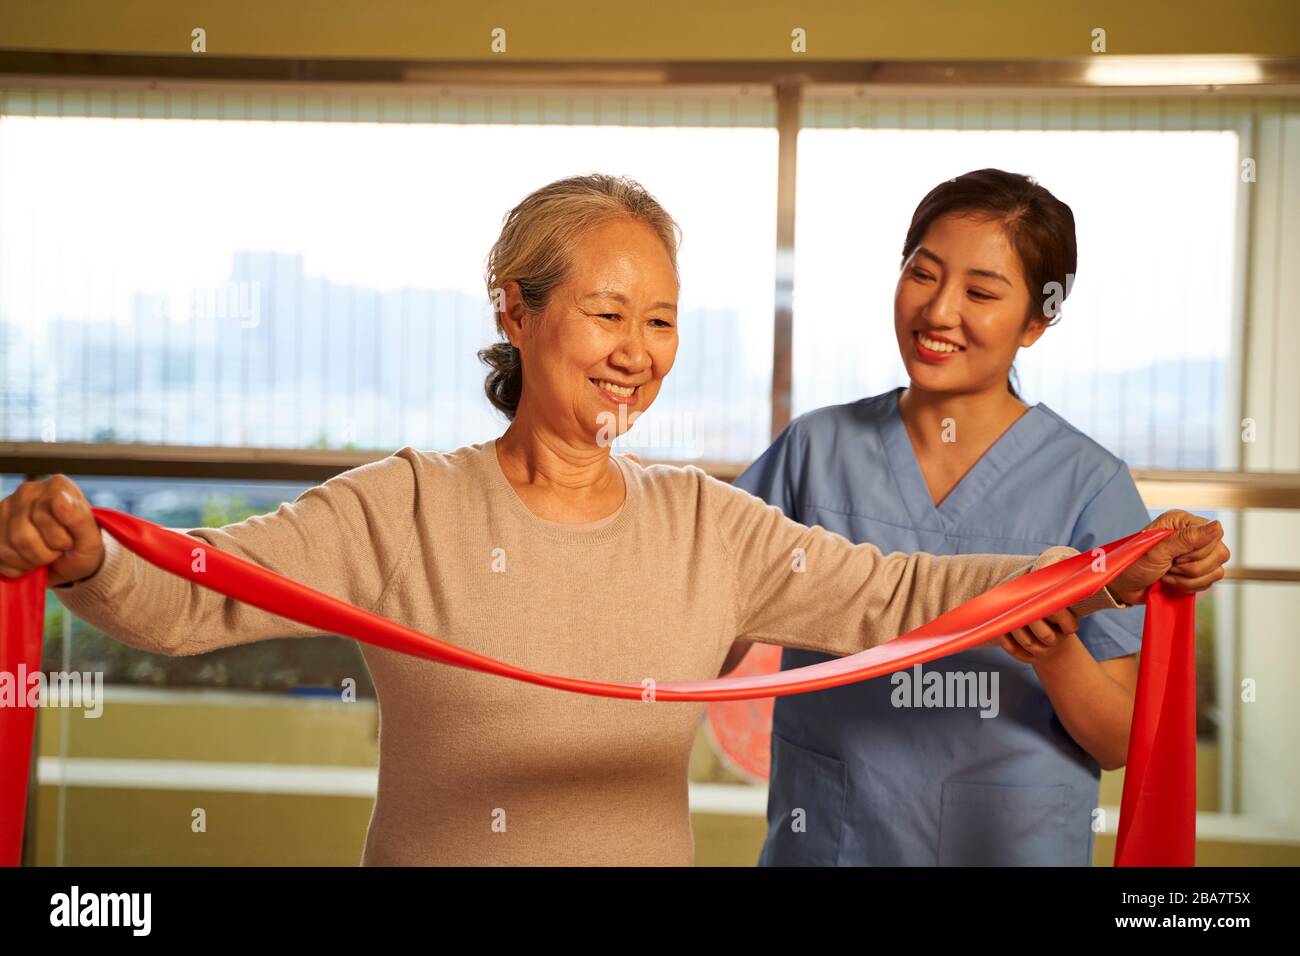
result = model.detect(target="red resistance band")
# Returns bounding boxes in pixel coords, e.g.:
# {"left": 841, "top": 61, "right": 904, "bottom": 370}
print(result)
{"left": 1, "top": 508, "right": 1196, "bottom": 866}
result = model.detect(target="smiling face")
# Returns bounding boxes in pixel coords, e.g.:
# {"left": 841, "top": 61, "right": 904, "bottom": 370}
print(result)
{"left": 503, "top": 217, "right": 679, "bottom": 445}
{"left": 893, "top": 212, "right": 1049, "bottom": 397}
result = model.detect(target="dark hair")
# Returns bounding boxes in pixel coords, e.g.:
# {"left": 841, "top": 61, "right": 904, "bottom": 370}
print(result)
{"left": 900, "top": 168, "right": 1077, "bottom": 399}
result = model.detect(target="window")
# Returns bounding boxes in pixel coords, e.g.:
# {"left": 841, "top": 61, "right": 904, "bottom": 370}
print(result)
{"left": 793, "top": 100, "right": 1241, "bottom": 471}
{"left": 0, "top": 90, "right": 777, "bottom": 461}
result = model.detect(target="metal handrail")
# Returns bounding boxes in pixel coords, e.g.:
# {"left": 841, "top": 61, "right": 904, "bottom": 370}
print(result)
{"left": 1129, "top": 469, "right": 1300, "bottom": 511}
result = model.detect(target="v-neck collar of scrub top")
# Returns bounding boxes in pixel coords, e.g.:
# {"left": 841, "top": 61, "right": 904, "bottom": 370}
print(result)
{"left": 880, "top": 386, "right": 1053, "bottom": 533}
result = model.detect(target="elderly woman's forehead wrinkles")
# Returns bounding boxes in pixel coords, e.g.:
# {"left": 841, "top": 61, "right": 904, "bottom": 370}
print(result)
{"left": 579, "top": 288, "right": 678, "bottom": 312}
{"left": 581, "top": 290, "right": 630, "bottom": 304}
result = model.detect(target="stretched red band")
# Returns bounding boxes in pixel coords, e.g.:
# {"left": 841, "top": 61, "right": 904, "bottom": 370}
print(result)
{"left": 0, "top": 509, "right": 1195, "bottom": 865}
{"left": 0, "top": 566, "right": 45, "bottom": 868}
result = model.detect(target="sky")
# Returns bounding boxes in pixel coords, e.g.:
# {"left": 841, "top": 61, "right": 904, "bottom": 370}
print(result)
{"left": 0, "top": 113, "right": 1238, "bottom": 457}
{"left": 794, "top": 127, "right": 1238, "bottom": 412}
{"left": 0, "top": 117, "right": 778, "bottom": 379}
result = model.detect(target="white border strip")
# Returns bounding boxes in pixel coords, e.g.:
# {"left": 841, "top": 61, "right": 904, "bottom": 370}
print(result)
{"left": 33, "top": 758, "right": 1300, "bottom": 840}
{"left": 37, "top": 757, "right": 378, "bottom": 797}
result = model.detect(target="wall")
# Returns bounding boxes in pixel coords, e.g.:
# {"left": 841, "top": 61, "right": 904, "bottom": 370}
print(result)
{"left": 2, "top": 1, "right": 1300, "bottom": 61}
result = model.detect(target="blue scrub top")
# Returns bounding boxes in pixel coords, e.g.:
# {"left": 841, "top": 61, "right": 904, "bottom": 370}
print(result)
{"left": 732, "top": 387, "right": 1151, "bottom": 866}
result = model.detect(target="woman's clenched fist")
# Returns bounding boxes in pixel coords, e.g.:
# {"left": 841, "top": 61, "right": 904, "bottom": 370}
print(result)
{"left": 0, "top": 475, "right": 105, "bottom": 586}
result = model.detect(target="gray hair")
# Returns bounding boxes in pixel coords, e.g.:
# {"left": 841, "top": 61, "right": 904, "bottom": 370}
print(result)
{"left": 478, "top": 173, "right": 681, "bottom": 420}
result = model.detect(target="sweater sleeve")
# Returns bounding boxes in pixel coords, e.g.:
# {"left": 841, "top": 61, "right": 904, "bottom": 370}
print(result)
{"left": 705, "top": 471, "right": 1124, "bottom": 656}
{"left": 1069, "top": 462, "right": 1152, "bottom": 661}
{"left": 51, "top": 447, "right": 421, "bottom": 657}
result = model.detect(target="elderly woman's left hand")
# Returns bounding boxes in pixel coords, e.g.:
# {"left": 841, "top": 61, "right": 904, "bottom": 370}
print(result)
{"left": 989, "top": 608, "right": 1079, "bottom": 663}
{"left": 1107, "top": 510, "right": 1229, "bottom": 605}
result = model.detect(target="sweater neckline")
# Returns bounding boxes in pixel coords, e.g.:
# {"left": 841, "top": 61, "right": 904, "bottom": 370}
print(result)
{"left": 483, "top": 437, "right": 636, "bottom": 542}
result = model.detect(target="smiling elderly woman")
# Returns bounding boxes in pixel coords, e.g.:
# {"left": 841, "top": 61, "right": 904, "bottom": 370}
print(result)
{"left": 4, "top": 173, "right": 1227, "bottom": 866}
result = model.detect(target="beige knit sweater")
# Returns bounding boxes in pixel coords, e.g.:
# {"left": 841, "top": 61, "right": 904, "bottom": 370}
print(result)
{"left": 53, "top": 439, "right": 1120, "bottom": 866}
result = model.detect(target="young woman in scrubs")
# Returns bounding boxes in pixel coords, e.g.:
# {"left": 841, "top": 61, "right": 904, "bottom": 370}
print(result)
{"left": 732, "top": 168, "right": 1213, "bottom": 866}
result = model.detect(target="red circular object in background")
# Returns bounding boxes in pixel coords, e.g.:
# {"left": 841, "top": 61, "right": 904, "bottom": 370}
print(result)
{"left": 705, "top": 643, "right": 782, "bottom": 783}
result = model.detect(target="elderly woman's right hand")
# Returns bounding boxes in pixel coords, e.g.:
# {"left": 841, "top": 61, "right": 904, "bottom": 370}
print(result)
{"left": 0, "top": 475, "right": 104, "bottom": 586}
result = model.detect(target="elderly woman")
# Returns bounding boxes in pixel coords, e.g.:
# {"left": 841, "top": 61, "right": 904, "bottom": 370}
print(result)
{"left": 0, "top": 173, "right": 1227, "bottom": 866}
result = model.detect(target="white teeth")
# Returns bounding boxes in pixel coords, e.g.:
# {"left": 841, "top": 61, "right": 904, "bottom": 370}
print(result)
{"left": 593, "top": 379, "right": 636, "bottom": 397}
{"left": 918, "top": 333, "right": 963, "bottom": 353}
